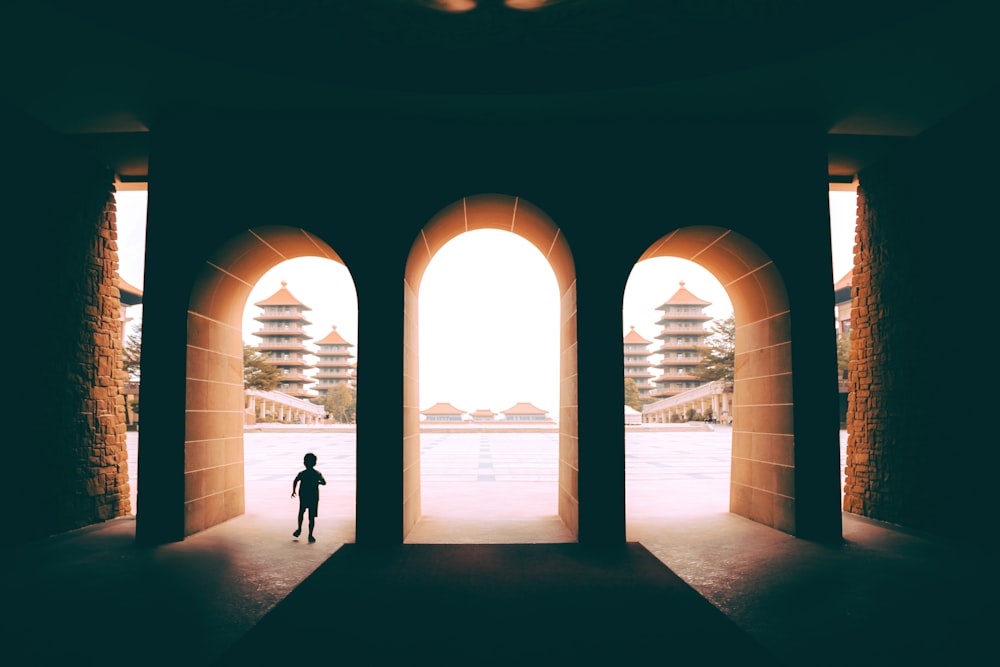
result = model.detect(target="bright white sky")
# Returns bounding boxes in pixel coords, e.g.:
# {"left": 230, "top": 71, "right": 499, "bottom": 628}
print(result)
{"left": 115, "top": 189, "right": 857, "bottom": 418}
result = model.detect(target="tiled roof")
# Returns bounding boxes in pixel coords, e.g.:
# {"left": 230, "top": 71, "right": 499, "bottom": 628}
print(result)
{"left": 469, "top": 409, "right": 496, "bottom": 417}
{"left": 315, "top": 325, "right": 354, "bottom": 346}
{"left": 501, "top": 401, "right": 548, "bottom": 415}
{"left": 420, "top": 402, "right": 466, "bottom": 415}
{"left": 834, "top": 271, "right": 852, "bottom": 291}
{"left": 656, "top": 281, "right": 711, "bottom": 308}
{"left": 117, "top": 275, "right": 143, "bottom": 306}
{"left": 623, "top": 325, "right": 652, "bottom": 344}
{"left": 253, "top": 281, "right": 310, "bottom": 308}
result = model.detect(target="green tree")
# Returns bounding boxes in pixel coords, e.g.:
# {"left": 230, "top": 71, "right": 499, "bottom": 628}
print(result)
{"left": 624, "top": 377, "right": 642, "bottom": 411}
{"left": 122, "top": 323, "right": 142, "bottom": 380}
{"left": 836, "top": 329, "right": 851, "bottom": 378}
{"left": 244, "top": 344, "right": 281, "bottom": 391}
{"left": 695, "top": 314, "right": 736, "bottom": 385}
{"left": 324, "top": 383, "right": 357, "bottom": 423}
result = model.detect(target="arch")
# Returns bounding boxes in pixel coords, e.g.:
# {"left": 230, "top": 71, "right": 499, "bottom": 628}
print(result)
{"left": 404, "top": 194, "right": 577, "bottom": 539}
{"left": 184, "top": 226, "right": 350, "bottom": 535}
{"left": 636, "top": 226, "right": 795, "bottom": 533}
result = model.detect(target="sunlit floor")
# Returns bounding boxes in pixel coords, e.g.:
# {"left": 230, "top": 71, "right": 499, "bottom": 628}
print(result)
{"left": 126, "top": 425, "right": 846, "bottom": 545}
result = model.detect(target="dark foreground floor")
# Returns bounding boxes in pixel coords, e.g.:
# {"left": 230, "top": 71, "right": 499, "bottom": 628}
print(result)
{"left": 217, "top": 542, "right": 776, "bottom": 665}
{"left": 3, "top": 509, "right": 995, "bottom": 667}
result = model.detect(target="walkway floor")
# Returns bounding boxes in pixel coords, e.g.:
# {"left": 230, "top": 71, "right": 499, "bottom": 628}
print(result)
{"left": 4, "top": 428, "right": 993, "bottom": 665}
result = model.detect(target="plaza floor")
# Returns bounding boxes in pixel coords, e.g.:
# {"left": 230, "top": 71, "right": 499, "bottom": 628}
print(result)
{"left": 127, "top": 425, "right": 847, "bottom": 545}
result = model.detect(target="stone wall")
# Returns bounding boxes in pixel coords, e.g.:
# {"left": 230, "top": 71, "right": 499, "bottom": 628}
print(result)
{"left": 843, "top": 178, "right": 911, "bottom": 521}
{"left": 50, "top": 176, "right": 132, "bottom": 534}
{"left": 6, "top": 106, "right": 131, "bottom": 543}
{"left": 83, "top": 192, "right": 132, "bottom": 520}
{"left": 844, "top": 88, "right": 998, "bottom": 547}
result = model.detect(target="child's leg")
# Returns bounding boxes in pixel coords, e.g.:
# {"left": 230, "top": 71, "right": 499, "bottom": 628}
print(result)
{"left": 294, "top": 507, "right": 305, "bottom": 537}
{"left": 308, "top": 507, "right": 316, "bottom": 537}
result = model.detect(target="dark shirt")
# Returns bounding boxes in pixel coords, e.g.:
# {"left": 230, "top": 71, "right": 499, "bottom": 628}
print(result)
{"left": 295, "top": 468, "right": 326, "bottom": 501}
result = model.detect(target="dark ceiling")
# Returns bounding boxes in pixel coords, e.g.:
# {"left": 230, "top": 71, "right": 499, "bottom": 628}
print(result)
{"left": 2, "top": 0, "right": 997, "bottom": 180}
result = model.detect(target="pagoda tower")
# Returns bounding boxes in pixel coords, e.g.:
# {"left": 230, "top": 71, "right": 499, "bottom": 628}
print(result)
{"left": 313, "top": 325, "right": 356, "bottom": 400}
{"left": 651, "top": 281, "right": 712, "bottom": 399}
{"left": 251, "top": 281, "right": 315, "bottom": 399}
{"left": 623, "top": 325, "right": 655, "bottom": 399}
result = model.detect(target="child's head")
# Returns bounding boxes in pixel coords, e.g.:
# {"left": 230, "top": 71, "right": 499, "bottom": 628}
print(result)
{"left": 303, "top": 452, "right": 317, "bottom": 468}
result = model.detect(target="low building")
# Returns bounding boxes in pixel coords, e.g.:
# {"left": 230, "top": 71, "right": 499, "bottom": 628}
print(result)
{"left": 834, "top": 270, "right": 852, "bottom": 335}
{"left": 469, "top": 408, "right": 497, "bottom": 422}
{"left": 245, "top": 389, "right": 326, "bottom": 425}
{"left": 420, "top": 402, "right": 467, "bottom": 422}
{"left": 500, "top": 402, "right": 552, "bottom": 422}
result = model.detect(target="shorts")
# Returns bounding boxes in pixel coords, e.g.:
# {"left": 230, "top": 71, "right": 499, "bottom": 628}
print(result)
{"left": 299, "top": 497, "right": 319, "bottom": 518}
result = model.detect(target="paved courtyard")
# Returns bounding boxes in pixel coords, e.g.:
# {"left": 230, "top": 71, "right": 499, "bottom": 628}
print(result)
{"left": 125, "top": 426, "right": 848, "bottom": 542}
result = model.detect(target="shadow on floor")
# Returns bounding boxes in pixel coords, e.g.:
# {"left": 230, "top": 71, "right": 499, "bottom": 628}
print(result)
{"left": 3, "top": 511, "right": 995, "bottom": 666}
{"left": 216, "top": 542, "right": 778, "bottom": 665}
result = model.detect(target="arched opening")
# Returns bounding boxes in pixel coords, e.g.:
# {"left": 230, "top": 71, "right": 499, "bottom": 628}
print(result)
{"left": 239, "top": 258, "right": 357, "bottom": 538}
{"left": 410, "top": 229, "right": 567, "bottom": 543}
{"left": 623, "top": 257, "right": 734, "bottom": 530}
{"left": 628, "top": 226, "right": 797, "bottom": 534}
{"left": 184, "top": 226, "right": 356, "bottom": 536}
{"left": 403, "top": 194, "right": 577, "bottom": 541}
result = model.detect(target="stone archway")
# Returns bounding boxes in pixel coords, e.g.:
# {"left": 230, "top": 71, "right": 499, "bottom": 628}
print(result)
{"left": 637, "top": 226, "right": 796, "bottom": 533}
{"left": 403, "top": 194, "right": 578, "bottom": 539}
{"left": 183, "top": 226, "right": 349, "bottom": 535}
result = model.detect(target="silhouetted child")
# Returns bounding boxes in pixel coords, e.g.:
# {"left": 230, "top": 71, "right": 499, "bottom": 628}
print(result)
{"left": 291, "top": 452, "right": 327, "bottom": 543}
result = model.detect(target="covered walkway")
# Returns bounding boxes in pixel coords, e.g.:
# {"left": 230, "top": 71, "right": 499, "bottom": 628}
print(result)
{"left": 643, "top": 380, "right": 733, "bottom": 424}
{"left": 245, "top": 389, "right": 326, "bottom": 425}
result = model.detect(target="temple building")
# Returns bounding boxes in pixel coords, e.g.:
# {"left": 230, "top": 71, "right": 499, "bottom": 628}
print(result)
{"left": 651, "top": 282, "right": 712, "bottom": 399}
{"left": 117, "top": 276, "right": 143, "bottom": 347}
{"left": 313, "top": 325, "right": 356, "bottom": 400}
{"left": 469, "top": 409, "right": 497, "bottom": 422}
{"left": 420, "top": 402, "right": 466, "bottom": 422}
{"left": 623, "top": 325, "right": 655, "bottom": 399}
{"left": 251, "top": 282, "right": 315, "bottom": 399}
{"left": 500, "top": 402, "right": 552, "bottom": 422}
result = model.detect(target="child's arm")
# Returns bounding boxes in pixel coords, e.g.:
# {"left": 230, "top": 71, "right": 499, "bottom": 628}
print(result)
{"left": 319, "top": 472, "right": 327, "bottom": 486}
{"left": 291, "top": 474, "right": 299, "bottom": 497}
